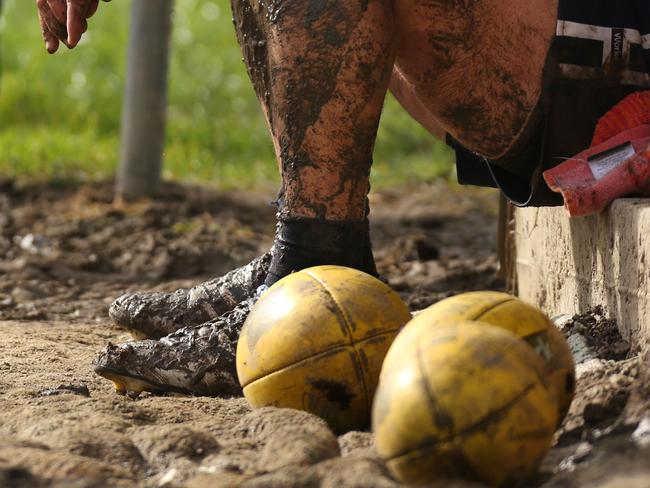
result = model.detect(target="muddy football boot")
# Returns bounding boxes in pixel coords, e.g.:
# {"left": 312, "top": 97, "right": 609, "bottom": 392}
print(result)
{"left": 95, "top": 298, "right": 256, "bottom": 397}
{"left": 109, "top": 253, "right": 271, "bottom": 339}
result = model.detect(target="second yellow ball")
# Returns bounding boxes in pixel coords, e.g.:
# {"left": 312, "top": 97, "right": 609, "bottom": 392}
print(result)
{"left": 382, "top": 291, "right": 575, "bottom": 423}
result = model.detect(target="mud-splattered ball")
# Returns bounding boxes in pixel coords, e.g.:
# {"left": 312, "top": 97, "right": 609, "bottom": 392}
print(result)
{"left": 383, "top": 291, "right": 575, "bottom": 424}
{"left": 236, "top": 266, "right": 411, "bottom": 433}
{"left": 373, "top": 321, "right": 557, "bottom": 487}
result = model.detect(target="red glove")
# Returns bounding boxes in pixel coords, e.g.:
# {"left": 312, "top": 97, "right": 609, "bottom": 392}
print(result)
{"left": 543, "top": 91, "right": 650, "bottom": 217}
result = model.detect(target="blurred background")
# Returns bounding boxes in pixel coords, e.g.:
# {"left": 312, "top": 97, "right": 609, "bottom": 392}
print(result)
{"left": 0, "top": 0, "right": 454, "bottom": 190}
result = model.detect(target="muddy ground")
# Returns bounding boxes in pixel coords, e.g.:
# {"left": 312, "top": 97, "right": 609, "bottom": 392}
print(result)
{"left": 0, "top": 180, "right": 649, "bottom": 487}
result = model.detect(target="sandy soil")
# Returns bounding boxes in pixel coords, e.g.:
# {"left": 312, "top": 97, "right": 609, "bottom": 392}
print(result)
{"left": 1, "top": 181, "right": 649, "bottom": 487}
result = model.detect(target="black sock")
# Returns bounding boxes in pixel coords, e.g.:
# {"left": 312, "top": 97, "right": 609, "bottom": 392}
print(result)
{"left": 264, "top": 217, "right": 378, "bottom": 287}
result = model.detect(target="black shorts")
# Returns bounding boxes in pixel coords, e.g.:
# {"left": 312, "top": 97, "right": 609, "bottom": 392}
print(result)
{"left": 450, "top": 0, "right": 650, "bottom": 207}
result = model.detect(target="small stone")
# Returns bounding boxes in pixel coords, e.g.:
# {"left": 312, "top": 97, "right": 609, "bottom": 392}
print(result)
{"left": 132, "top": 425, "right": 221, "bottom": 468}
{"left": 157, "top": 468, "right": 179, "bottom": 487}
{"left": 338, "top": 432, "right": 374, "bottom": 457}
{"left": 238, "top": 408, "right": 340, "bottom": 471}
{"left": 609, "top": 374, "right": 632, "bottom": 388}
{"left": 17, "top": 234, "right": 51, "bottom": 256}
{"left": 258, "top": 429, "right": 340, "bottom": 471}
{"left": 39, "top": 384, "right": 91, "bottom": 397}
{"left": 11, "top": 287, "right": 36, "bottom": 302}
{"left": 572, "top": 442, "right": 593, "bottom": 462}
{"left": 551, "top": 314, "right": 573, "bottom": 330}
{"left": 556, "top": 442, "right": 593, "bottom": 473}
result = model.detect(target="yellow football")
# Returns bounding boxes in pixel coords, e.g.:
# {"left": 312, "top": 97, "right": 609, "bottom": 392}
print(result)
{"left": 383, "top": 291, "right": 575, "bottom": 423}
{"left": 373, "top": 321, "right": 558, "bottom": 487}
{"left": 236, "top": 265, "right": 411, "bottom": 433}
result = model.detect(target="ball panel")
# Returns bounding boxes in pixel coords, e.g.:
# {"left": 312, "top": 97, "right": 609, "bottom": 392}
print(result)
{"left": 420, "top": 291, "right": 514, "bottom": 323}
{"left": 382, "top": 292, "right": 575, "bottom": 425}
{"left": 386, "top": 375, "right": 556, "bottom": 487}
{"left": 387, "top": 440, "right": 480, "bottom": 486}
{"left": 455, "top": 299, "right": 575, "bottom": 425}
{"left": 306, "top": 266, "right": 412, "bottom": 341}
{"left": 372, "top": 355, "right": 440, "bottom": 461}
{"left": 237, "top": 265, "right": 411, "bottom": 432}
{"left": 376, "top": 322, "right": 553, "bottom": 459}
{"left": 242, "top": 344, "right": 368, "bottom": 433}
{"left": 237, "top": 274, "right": 350, "bottom": 387}
{"left": 475, "top": 299, "right": 549, "bottom": 338}
{"left": 417, "top": 323, "right": 554, "bottom": 442}
{"left": 374, "top": 322, "right": 558, "bottom": 486}
{"left": 354, "top": 332, "right": 400, "bottom": 415}
{"left": 381, "top": 292, "right": 513, "bottom": 376}
{"left": 454, "top": 380, "right": 557, "bottom": 486}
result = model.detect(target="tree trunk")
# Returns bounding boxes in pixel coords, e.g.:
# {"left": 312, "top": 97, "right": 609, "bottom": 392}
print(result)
{"left": 116, "top": 0, "right": 173, "bottom": 200}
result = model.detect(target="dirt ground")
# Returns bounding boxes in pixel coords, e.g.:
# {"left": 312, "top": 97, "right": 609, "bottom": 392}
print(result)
{"left": 1, "top": 180, "right": 649, "bottom": 487}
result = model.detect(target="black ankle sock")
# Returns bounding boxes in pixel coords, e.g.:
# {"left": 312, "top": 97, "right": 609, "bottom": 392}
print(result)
{"left": 264, "top": 217, "right": 378, "bottom": 287}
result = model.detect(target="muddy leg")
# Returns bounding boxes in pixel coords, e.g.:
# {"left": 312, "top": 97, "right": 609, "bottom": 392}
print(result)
{"left": 232, "top": 0, "right": 396, "bottom": 285}
{"left": 388, "top": 0, "right": 556, "bottom": 161}
{"left": 233, "top": 0, "right": 395, "bottom": 220}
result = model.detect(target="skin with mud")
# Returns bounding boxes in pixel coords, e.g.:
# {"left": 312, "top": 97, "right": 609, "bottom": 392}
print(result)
{"left": 2, "top": 181, "right": 650, "bottom": 487}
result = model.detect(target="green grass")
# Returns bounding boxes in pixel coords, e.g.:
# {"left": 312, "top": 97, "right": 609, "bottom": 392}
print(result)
{"left": 0, "top": 0, "right": 453, "bottom": 188}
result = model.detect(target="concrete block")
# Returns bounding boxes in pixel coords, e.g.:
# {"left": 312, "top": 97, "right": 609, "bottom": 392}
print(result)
{"left": 515, "top": 199, "right": 650, "bottom": 351}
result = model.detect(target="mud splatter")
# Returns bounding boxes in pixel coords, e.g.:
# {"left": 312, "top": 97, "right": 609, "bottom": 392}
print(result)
{"left": 561, "top": 306, "right": 631, "bottom": 361}
{"left": 309, "top": 379, "right": 356, "bottom": 410}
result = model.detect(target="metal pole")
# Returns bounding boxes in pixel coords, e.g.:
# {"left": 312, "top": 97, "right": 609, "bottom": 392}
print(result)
{"left": 116, "top": 0, "right": 173, "bottom": 200}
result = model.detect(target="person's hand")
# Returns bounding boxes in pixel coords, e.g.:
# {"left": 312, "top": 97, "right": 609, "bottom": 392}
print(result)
{"left": 36, "top": 0, "right": 111, "bottom": 54}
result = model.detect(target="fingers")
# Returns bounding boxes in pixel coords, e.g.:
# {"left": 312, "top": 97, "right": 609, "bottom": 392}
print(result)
{"left": 37, "top": 0, "right": 66, "bottom": 53}
{"left": 66, "top": 0, "right": 89, "bottom": 48}
{"left": 41, "top": 22, "right": 60, "bottom": 54}
{"left": 38, "top": 0, "right": 107, "bottom": 53}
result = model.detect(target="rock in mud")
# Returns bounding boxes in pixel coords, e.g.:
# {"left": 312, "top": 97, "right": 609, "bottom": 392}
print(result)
{"left": 131, "top": 424, "right": 221, "bottom": 468}
{"left": 555, "top": 442, "right": 594, "bottom": 473}
{"left": 39, "top": 383, "right": 91, "bottom": 397}
{"left": 236, "top": 407, "right": 340, "bottom": 470}
{"left": 561, "top": 307, "right": 630, "bottom": 362}
{"left": 0, "top": 443, "right": 134, "bottom": 486}
{"left": 38, "top": 427, "right": 145, "bottom": 473}
{"left": 558, "top": 357, "right": 639, "bottom": 442}
{"left": 338, "top": 431, "right": 374, "bottom": 457}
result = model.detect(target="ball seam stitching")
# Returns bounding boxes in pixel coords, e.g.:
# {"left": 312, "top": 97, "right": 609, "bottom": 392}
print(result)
{"left": 292, "top": 270, "right": 372, "bottom": 416}
{"left": 241, "top": 330, "right": 399, "bottom": 389}
{"left": 383, "top": 381, "right": 542, "bottom": 462}
{"left": 468, "top": 297, "right": 514, "bottom": 320}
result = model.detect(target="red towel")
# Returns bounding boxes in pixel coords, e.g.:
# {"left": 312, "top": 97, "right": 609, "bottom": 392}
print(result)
{"left": 543, "top": 91, "right": 650, "bottom": 217}
{"left": 591, "top": 91, "right": 650, "bottom": 146}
